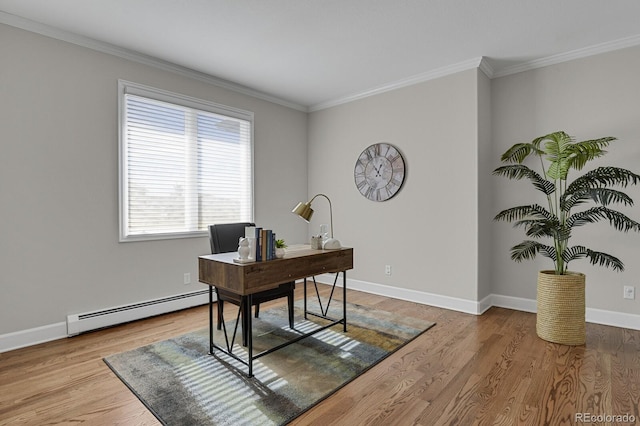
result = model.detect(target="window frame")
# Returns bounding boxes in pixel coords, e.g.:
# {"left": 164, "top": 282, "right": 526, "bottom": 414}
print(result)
{"left": 118, "top": 80, "right": 255, "bottom": 242}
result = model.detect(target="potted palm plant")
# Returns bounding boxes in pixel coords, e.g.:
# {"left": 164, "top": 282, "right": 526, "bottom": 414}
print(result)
{"left": 494, "top": 131, "right": 640, "bottom": 345}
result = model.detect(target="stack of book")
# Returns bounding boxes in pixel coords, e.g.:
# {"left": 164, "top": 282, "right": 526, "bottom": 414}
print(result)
{"left": 244, "top": 226, "right": 277, "bottom": 261}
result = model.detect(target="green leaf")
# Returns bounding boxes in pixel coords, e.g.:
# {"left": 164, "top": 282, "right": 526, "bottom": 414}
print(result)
{"left": 565, "top": 137, "right": 614, "bottom": 170}
{"left": 567, "top": 207, "right": 640, "bottom": 232}
{"left": 587, "top": 249, "right": 625, "bottom": 271}
{"left": 512, "top": 216, "right": 566, "bottom": 241}
{"left": 561, "top": 187, "right": 634, "bottom": 211}
{"left": 563, "top": 246, "right": 624, "bottom": 271}
{"left": 560, "top": 246, "right": 589, "bottom": 263}
{"left": 511, "top": 240, "right": 556, "bottom": 262}
{"left": 567, "top": 167, "right": 640, "bottom": 192}
{"left": 493, "top": 165, "right": 555, "bottom": 195}
{"left": 499, "top": 143, "right": 536, "bottom": 164}
{"left": 494, "top": 205, "right": 555, "bottom": 223}
{"left": 542, "top": 131, "right": 574, "bottom": 180}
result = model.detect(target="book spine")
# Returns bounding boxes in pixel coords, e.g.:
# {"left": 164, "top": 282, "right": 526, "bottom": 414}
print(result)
{"left": 271, "top": 232, "right": 276, "bottom": 260}
{"left": 255, "top": 227, "right": 262, "bottom": 261}
{"left": 261, "top": 229, "right": 268, "bottom": 261}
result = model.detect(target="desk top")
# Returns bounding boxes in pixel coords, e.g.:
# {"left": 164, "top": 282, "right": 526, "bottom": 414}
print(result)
{"left": 198, "top": 244, "right": 353, "bottom": 295}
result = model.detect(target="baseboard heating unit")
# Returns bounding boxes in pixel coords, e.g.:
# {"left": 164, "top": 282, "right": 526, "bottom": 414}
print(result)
{"left": 66, "top": 289, "right": 210, "bottom": 336}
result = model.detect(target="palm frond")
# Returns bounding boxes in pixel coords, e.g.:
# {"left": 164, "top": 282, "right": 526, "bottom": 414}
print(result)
{"left": 494, "top": 204, "right": 554, "bottom": 223}
{"left": 587, "top": 250, "right": 625, "bottom": 271}
{"left": 564, "top": 245, "right": 624, "bottom": 271}
{"left": 513, "top": 219, "right": 567, "bottom": 240}
{"left": 567, "top": 167, "right": 640, "bottom": 192}
{"left": 600, "top": 208, "right": 640, "bottom": 232}
{"left": 565, "top": 137, "right": 614, "bottom": 170}
{"left": 492, "top": 165, "right": 555, "bottom": 195}
{"left": 566, "top": 207, "right": 606, "bottom": 228}
{"left": 543, "top": 131, "right": 574, "bottom": 180}
{"left": 499, "top": 143, "right": 536, "bottom": 164}
{"left": 561, "top": 187, "right": 634, "bottom": 211}
{"left": 510, "top": 240, "right": 556, "bottom": 262}
{"left": 560, "top": 245, "right": 589, "bottom": 263}
{"left": 567, "top": 207, "right": 640, "bottom": 232}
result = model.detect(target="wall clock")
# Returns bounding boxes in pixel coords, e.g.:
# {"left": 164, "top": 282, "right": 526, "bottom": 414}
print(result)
{"left": 354, "top": 142, "right": 406, "bottom": 201}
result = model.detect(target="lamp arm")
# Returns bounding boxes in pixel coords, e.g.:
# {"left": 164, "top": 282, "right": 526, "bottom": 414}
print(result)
{"left": 308, "top": 193, "right": 334, "bottom": 238}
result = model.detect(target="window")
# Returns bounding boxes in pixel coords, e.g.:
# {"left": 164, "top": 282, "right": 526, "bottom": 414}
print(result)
{"left": 119, "top": 81, "right": 253, "bottom": 241}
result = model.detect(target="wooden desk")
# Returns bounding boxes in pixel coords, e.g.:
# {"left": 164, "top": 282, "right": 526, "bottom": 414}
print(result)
{"left": 198, "top": 244, "right": 354, "bottom": 377}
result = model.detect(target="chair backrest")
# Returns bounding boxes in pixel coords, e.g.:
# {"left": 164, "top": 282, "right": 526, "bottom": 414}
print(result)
{"left": 208, "top": 222, "right": 255, "bottom": 254}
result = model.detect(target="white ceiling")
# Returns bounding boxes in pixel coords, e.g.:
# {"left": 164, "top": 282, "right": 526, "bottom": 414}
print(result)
{"left": 2, "top": 0, "right": 640, "bottom": 110}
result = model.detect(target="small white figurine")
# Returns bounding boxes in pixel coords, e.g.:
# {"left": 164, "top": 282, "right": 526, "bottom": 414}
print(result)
{"left": 238, "top": 237, "right": 250, "bottom": 260}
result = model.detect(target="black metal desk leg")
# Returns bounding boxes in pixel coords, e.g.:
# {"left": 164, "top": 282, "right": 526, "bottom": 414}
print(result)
{"left": 247, "top": 293, "right": 254, "bottom": 377}
{"left": 303, "top": 277, "right": 308, "bottom": 320}
{"left": 209, "top": 286, "right": 214, "bottom": 354}
{"left": 343, "top": 271, "right": 347, "bottom": 332}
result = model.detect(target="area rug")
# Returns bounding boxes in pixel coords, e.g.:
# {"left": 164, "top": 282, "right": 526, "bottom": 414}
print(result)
{"left": 104, "top": 299, "right": 435, "bottom": 425}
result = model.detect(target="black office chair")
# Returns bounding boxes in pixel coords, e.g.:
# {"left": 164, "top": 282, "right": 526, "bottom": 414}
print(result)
{"left": 208, "top": 223, "right": 295, "bottom": 346}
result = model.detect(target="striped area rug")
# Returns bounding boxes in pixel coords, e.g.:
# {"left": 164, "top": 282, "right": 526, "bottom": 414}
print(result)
{"left": 104, "top": 299, "right": 435, "bottom": 425}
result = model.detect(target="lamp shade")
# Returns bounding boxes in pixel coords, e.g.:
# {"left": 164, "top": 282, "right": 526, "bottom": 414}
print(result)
{"left": 292, "top": 202, "right": 314, "bottom": 222}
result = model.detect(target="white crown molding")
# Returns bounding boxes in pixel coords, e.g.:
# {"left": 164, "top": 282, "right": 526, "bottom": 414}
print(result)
{"left": 493, "top": 34, "right": 640, "bottom": 78}
{"left": 6, "top": 9, "right": 640, "bottom": 114}
{"left": 0, "top": 12, "right": 308, "bottom": 112}
{"left": 309, "top": 57, "right": 486, "bottom": 112}
{"left": 478, "top": 57, "right": 495, "bottom": 79}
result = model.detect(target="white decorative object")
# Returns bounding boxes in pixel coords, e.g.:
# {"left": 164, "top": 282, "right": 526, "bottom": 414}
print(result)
{"left": 310, "top": 235, "right": 322, "bottom": 249}
{"left": 238, "top": 237, "right": 250, "bottom": 260}
{"left": 275, "top": 247, "right": 285, "bottom": 258}
{"left": 322, "top": 239, "right": 341, "bottom": 250}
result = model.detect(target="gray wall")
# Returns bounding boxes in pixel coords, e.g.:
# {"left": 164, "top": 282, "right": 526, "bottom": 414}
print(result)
{"left": 491, "top": 45, "right": 640, "bottom": 316}
{"left": 0, "top": 24, "right": 309, "bottom": 335}
{"left": 308, "top": 69, "right": 481, "bottom": 303}
{"left": 306, "top": 46, "right": 640, "bottom": 319}
{"left": 477, "top": 70, "right": 493, "bottom": 303}
{"left": 2, "top": 22, "right": 639, "bottom": 341}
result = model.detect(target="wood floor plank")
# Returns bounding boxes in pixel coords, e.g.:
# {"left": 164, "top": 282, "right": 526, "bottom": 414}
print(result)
{"left": 1, "top": 286, "right": 639, "bottom": 425}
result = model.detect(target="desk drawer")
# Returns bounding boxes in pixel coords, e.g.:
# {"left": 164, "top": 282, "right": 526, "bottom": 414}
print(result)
{"left": 199, "top": 248, "right": 353, "bottom": 295}
{"left": 243, "top": 248, "right": 353, "bottom": 293}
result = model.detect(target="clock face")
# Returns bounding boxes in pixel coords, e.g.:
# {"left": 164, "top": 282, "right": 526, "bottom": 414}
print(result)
{"left": 354, "top": 143, "right": 405, "bottom": 201}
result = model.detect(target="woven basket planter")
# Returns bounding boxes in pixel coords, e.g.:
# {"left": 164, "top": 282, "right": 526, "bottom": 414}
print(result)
{"left": 536, "top": 270, "right": 586, "bottom": 345}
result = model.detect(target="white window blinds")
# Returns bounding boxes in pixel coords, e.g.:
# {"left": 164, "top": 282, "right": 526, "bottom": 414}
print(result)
{"left": 119, "top": 81, "right": 253, "bottom": 241}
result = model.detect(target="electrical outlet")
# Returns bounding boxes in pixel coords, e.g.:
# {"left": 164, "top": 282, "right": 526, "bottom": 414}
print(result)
{"left": 184, "top": 273, "right": 191, "bottom": 285}
{"left": 623, "top": 285, "right": 635, "bottom": 300}
{"left": 385, "top": 265, "right": 392, "bottom": 276}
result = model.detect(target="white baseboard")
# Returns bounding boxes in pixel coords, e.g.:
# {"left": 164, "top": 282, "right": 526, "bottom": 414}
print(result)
{"left": 585, "top": 307, "right": 640, "bottom": 330}
{"left": 66, "top": 289, "right": 209, "bottom": 336}
{"left": 2, "top": 278, "right": 638, "bottom": 353}
{"left": 313, "top": 274, "right": 492, "bottom": 315}
{"left": 0, "top": 322, "right": 68, "bottom": 353}
{"left": 491, "top": 294, "right": 537, "bottom": 313}
{"left": 1, "top": 289, "right": 210, "bottom": 353}
{"left": 489, "top": 294, "right": 640, "bottom": 330}
{"left": 315, "top": 273, "right": 640, "bottom": 331}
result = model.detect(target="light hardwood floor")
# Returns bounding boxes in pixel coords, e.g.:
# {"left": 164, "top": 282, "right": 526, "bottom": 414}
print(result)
{"left": 1, "top": 285, "right": 638, "bottom": 425}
